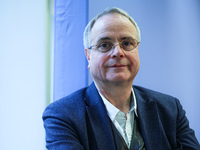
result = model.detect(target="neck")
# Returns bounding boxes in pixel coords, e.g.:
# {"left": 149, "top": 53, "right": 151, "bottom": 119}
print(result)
{"left": 95, "top": 81, "right": 133, "bottom": 114}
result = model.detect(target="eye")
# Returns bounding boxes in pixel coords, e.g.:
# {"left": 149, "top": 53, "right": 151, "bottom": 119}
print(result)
{"left": 98, "top": 42, "right": 111, "bottom": 48}
{"left": 97, "top": 41, "right": 113, "bottom": 52}
{"left": 122, "top": 40, "right": 134, "bottom": 46}
{"left": 121, "top": 39, "right": 137, "bottom": 50}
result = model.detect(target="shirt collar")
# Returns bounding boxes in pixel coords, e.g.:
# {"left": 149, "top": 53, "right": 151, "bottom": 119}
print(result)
{"left": 99, "top": 88, "right": 138, "bottom": 122}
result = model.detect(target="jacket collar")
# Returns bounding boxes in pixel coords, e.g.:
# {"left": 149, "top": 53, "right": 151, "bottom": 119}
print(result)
{"left": 134, "top": 86, "right": 163, "bottom": 150}
{"left": 84, "top": 83, "right": 163, "bottom": 150}
{"left": 84, "top": 82, "right": 116, "bottom": 150}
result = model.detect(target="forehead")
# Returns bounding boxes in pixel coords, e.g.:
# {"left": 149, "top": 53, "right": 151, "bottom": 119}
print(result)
{"left": 90, "top": 14, "right": 137, "bottom": 42}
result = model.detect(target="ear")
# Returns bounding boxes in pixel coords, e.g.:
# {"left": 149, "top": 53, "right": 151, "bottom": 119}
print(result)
{"left": 85, "top": 48, "right": 91, "bottom": 69}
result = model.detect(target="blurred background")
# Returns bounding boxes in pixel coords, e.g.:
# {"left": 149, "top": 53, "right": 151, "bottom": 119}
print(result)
{"left": 0, "top": 0, "right": 199, "bottom": 149}
{"left": 0, "top": 0, "right": 54, "bottom": 149}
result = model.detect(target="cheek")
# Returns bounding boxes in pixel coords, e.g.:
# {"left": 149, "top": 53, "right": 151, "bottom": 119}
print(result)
{"left": 89, "top": 53, "right": 109, "bottom": 75}
{"left": 89, "top": 54, "right": 103, "bottom": 69}
{"left": 129, "top": 52, "right": 140, "bottom": 70}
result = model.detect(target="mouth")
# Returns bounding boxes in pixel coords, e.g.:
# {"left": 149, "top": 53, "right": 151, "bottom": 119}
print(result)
{"left": 110, "top": 64, "right": 127, "bottom": 68}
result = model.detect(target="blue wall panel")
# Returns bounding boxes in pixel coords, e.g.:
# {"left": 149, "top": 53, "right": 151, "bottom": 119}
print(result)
{"left": 54, "top": 0, "right": 88, "bottom": 101}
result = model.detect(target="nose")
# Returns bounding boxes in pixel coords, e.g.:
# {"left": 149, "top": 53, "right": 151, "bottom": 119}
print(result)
{"left": 110, "top": 43, "right": 125, "bottom": 58}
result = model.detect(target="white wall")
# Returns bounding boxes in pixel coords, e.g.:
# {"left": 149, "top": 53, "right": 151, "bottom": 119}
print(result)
{"left": 0, "top": 1, "right": 47, "bottom": 149}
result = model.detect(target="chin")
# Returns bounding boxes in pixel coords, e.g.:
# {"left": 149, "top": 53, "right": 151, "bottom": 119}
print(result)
{"left": 107, "top": 73, "right": 136, "bottom": 83}
{"left": 107, "top": 76, "right": 130, "bottom": 83}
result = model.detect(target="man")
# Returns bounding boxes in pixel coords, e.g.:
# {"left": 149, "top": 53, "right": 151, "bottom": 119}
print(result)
{"left": 43, "top": 7, "right": 200, "bottom": 150}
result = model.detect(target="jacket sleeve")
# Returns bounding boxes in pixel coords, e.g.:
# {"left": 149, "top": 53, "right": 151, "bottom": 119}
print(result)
{"left": 175, "top": 98, "right": 200, "bottom": 149}
{"left": 42, "top": 103, "right": 84, "bottom": 150}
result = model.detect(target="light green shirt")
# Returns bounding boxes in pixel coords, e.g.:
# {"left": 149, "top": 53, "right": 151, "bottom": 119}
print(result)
{"left": 99, "top": 88, "right": 138, "bottom": 149}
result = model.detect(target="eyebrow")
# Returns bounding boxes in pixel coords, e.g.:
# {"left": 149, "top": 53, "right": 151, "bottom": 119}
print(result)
{"left": 120, "top": 37, "right": 135, "bottom": 40}
{"left": 97, "top": 36, "right": 135, "bottom": 42}
{"left": 96, "top": 37, "right": 112, "bottom": 42}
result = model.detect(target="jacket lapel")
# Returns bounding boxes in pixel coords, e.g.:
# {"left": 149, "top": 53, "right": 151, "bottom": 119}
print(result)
{"left": 134, "top": 87, "right": 163, "bottom": 150}
{"left": 84, "top": 83, "right": 116, "bottom": 150}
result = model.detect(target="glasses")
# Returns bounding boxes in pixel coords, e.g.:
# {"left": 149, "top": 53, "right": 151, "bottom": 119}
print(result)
{"left": 88, "top": 39, "right": 140, "bottom": 53}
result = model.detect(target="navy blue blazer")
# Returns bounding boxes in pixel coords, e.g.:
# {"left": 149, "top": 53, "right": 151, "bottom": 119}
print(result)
{"left": 43, "top": 83, "right": 200, "bottom": 150}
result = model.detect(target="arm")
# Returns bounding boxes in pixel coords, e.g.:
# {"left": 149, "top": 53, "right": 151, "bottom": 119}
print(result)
{"left": 42, "top": 104, "right": 84, "bottom": 150}
{"left": 175, "top": 99, "right": 200, "bottom": 149}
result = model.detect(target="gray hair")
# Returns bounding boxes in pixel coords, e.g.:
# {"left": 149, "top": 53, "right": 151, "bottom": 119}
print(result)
{"left": 83, "top": 7, "right": 141, "bottom": 49}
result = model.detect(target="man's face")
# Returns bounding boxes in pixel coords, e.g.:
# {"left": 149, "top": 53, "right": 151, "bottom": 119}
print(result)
{"left": 85, "top": 14, "right": 140, "bottom": 86}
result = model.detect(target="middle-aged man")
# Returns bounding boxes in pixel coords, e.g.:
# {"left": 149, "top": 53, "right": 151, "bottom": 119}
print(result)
{"left": 43, "top": 7, "right": 200, "bottom": 150}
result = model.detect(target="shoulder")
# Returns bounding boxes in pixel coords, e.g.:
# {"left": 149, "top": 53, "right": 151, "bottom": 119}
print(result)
{"left": 133, "top": 85, "right": 181, "bottom": 112}
{"left": 43, "top": 87, "right": 89, "bottom": 120}
{"left": 51, "top": 87, "right": 88, "bottom": 107}
{"left": 133, "top": 86, "right": 200, "bottom": 149}
{"left": 133, "top": 85, "right": 175, "bottom": 99}
{"left": 133, "top": 85, "right": 178, "bottom": 102}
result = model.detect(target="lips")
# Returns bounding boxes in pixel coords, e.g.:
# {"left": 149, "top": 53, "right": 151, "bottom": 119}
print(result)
{"left": 110, "top": 64, "right": 127, "bottom": 68}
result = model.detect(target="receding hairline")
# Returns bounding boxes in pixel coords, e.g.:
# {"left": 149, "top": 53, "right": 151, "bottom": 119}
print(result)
{"left": 92, "top": 12, "right": 137, "bottom": 31}
{"left": 90, "top": 13, "right": 138, "bottom": 43}
{"left": 83, "top": 7, "right": 141, "bottom": 48}
{"left": 90, "top": 10, "right": 135, "bottom": 32}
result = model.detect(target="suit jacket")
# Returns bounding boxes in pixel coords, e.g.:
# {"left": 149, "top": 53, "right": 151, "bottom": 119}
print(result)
{"left": 43, "top": 83, "right": 200, "bottom": 150}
